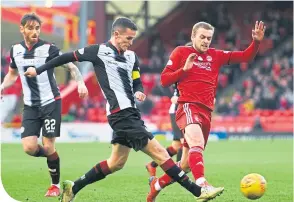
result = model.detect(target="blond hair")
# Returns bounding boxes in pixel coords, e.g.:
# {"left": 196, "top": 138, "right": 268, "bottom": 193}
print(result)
{"left": 191, "top": 22, "right": 214, "bottom": 37}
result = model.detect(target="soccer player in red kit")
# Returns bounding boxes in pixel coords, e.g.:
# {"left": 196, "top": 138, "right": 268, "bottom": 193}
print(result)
{"left": 147, "top": 21, "right": 266, "bottom": 201}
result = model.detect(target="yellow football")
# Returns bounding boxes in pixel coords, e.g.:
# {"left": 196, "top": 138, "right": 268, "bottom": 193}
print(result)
{"left": 240, "top": 173, "right": 267, "bottom": 200}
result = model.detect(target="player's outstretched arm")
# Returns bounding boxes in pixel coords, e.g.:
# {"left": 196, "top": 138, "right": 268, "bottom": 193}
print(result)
{"left": 1, "top": 67, "right": 19, "bottom": 92}
{"left": 63, "top": 62, "right": 88, "bottom": 98}
{"left": 226, "top": 21, "right": 266, "bottom": 65}
{"left": 24, "top": 52, "right": 77, "bottom": 77}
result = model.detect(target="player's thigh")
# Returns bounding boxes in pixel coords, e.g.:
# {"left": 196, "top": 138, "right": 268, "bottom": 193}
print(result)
{"left": 21, "top": 136, "right": 39, "bottom": 152}
{"left": 141, "top": 138, "right": 170, "bottom": 165}
{"left": 108, "top": 143, "right": 131, "bottom": 167}
{"left": 184, "top": 124, "right": 205, "bottom": 148}
{"left": 41, "top": 100, "right": 61, "bottom": 138}
{"left": 202, "top": 119, "right": 211, "bottom": 148}
{"left": 21, "top": 105, "right": 43, "bottom": 140}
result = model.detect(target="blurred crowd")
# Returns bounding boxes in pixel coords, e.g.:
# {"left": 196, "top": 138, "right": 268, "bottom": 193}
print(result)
{"left": 1, "top": 2, "right": 293, "bottom": 123}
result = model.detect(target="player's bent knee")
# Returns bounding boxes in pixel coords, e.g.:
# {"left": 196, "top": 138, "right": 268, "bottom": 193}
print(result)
{"left": 42, "top": 145, "right": 54, "bottom": 155}
{"left": 23, "top": 145, "right": 38, "bottom": 156}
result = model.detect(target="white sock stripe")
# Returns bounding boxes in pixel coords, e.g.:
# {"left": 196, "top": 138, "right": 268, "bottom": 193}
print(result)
{"left": 154, "top": 180, "right": 162, "bottom": 191}
{"left": 189, "top": 147, "right": 203, "bottom": 154}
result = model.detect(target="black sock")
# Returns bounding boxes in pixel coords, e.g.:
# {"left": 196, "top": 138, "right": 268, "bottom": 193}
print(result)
{"left": 47, "top": 152, "right": 60, "bottom": 185}
{"left": 160, "top": 158, "right": 201, "bottom": 197}
{"left": 151, "top": 161, "right": 158, "bottom": 168}
{"left": 72, "top": 160, "right": 111, "bottom": 195}
{"left": 34, "top": 145, "right": 46, "bottom": 157}
{"left": 176, "top": 147, "right": 183, "bottom": 162}
{"left": 150, "top": 146, "right": 177, "bottom": 168}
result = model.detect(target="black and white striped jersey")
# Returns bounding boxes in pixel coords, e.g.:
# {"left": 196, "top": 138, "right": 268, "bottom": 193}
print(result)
{"left": 169, "top": 83, "right": 179, "bottom": 114}
{"left": 10, "top": 39, "right": 61, "bottom": 106}
{"left": 74, "top": 42, "right": 144, "bottom": 115}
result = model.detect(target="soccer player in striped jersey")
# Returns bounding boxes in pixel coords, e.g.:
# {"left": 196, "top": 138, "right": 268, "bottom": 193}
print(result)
{"left": 0, "top": 13, "right": 88, "bottom": 197}
{"left": 24, "top": 17, "right": 222, "bottom": 202}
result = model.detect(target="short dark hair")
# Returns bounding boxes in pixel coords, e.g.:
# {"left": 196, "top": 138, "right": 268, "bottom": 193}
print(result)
{"left": 111, "top": 17, "right": 137, "bottom": 33}
{"left": 20, "top": 13, "right": 42, "bottom": 26}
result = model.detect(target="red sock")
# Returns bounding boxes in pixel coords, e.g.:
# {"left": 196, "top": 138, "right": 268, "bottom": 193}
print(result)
{"left": 188, "top": 146, "right": 204, "bottom": 180}
{"left": 158, "top": 161, "right": 181, "bottom": 188}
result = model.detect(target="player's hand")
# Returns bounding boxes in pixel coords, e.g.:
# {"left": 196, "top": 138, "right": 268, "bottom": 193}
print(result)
{"left": 24, "top": 67, "right": 37, "bottom": 77}
{"left": 252, "top": 21, "right": 266, "bottom": 42}
{"left": 183, "top": 53, "right": 197, "bottom": 72}
{"left": 171, "top": 95, "right": 178, "bottom": 104}
{"left": 77, "top": 82, "right": 88, "bottom": 98}
{"left": 135, "top": 91, "right": 146, "bottom": 102}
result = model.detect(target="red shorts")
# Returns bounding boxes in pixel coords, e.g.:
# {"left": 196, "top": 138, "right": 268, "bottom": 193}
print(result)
{"left": 176, "top": 103, "right": 211, "bottom": 147}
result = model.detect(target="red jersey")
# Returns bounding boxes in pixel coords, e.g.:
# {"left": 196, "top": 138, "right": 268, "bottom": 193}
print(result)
{"left": 161, "top": 41, "right": 260, "bottom": 111}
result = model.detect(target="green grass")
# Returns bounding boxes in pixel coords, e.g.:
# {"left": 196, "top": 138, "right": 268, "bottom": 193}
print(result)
{"left": 1, "top": 140, "right": 293, "bottom": 202}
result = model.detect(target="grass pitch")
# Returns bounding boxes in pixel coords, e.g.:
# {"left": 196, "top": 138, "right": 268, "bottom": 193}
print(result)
{"left": 1, "top": 139, "right": 293, "bottom": 202}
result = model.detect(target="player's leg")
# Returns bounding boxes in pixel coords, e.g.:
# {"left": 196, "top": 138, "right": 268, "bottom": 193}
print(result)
{"left": 60, "top": 109, "right": 135, "bottom": 202}
{"left": 183, "top": 104, "right": 224, "bottom": 200}
{"left": 41, "top": 100, "right": 62, "bottom": 197}
{"left": 142, "top": 138, "right": 203, "bottom": 201}
{"left": 146, "top": 138, "right": 191, "bottom": 200}
{"left": 146, "top": 113, "right": 182, "bottom": 176}
{"left": 42, "top": 137, "right": 60, "bottom": 197}
{"left": 60, "top": 143, "right": 130, "bottom": 202}
{"left": 21, "top": 105, "right": 46, "bottom": 157}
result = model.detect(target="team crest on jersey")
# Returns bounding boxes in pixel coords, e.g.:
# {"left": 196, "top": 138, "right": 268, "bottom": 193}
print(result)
{"left": 206, "top": 56, "right": 212, "bottom": 61}
{"left": 78, "top": 48, "right": 84, "bottom": 54}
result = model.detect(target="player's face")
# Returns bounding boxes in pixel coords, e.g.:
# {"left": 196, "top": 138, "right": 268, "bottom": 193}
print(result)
{"left": 192, "top": 28, "right": 214, "bottom": 53}
{"left": 114, "top": 28, "right": 136, "bottom": 52}
{"left": 20, "top": 20, "right": 41, "bottom": 45}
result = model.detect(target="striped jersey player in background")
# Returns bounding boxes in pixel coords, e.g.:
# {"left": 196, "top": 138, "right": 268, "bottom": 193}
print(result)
{"left": 0, "top": 13, "right": 88, "bottom": 197}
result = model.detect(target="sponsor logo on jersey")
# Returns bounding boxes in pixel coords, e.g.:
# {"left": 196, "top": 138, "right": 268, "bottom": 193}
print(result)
{"left": 193, "top": 61, "right": 212, "bottom": 71}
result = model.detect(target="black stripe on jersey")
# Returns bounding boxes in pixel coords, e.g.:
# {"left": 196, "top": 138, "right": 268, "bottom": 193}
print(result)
{"left": 23, "top": 45, "right": 41, "bottom": 106}
{"left": 117, "top": 68, "right": 135, "bottom": 107}
{"left": 46, "top": 45, "right": 61, "bottom": 98}
{"left": 23, "top": 65, "right": 41, "bottom": 106}
{"left": 94, "top": 60, "right": 120, "bottom": 112}
{"left": 46, "top": 68, "right": 60, "bottom": 98}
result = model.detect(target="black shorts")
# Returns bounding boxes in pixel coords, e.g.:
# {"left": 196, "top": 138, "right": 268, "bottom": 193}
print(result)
{"left": 170, "top": 113, "right": 182, "bottom": 141}
{"left": 108, "top": 107, "right": 154, "bottom": 151}
{"left": 21, "top": 99, "right": 61, "bottom": 139}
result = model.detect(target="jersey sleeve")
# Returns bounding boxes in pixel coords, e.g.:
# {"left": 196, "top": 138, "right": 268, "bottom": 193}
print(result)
{"left": 132, "top": 54, "right": 144, "bottom": 93}
{"left": 215, "top": 50, "right": 232, "bottom": 66}
{"left": 165, "top": 47, "right": 182, "bottom": 71}
{"left": 73, "top": 45, "right": 100, "bottom": 65}
{"left": 48, "top": 44, "right": 62, "bottom": 61}
{"left": 216, "top": 40, "right": 260, "bottom": 66}
{"left": 9, "top": 46, "right": 17, "bottom": 69}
